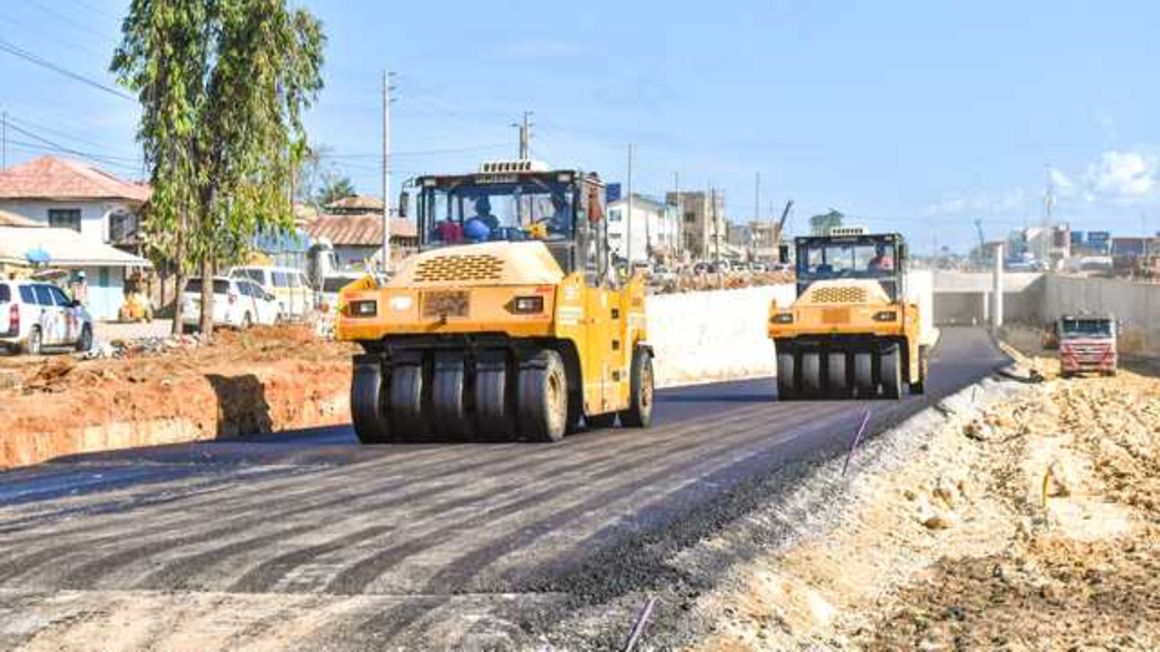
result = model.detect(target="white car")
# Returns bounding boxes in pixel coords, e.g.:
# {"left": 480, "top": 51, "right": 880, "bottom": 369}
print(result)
{"left": 0, "top": 280, "right": 93, "bottom": 354}
{"left": 181, "top": 277, "right": 279, "bottom": 331}
{"left": 229, "top": 266, "right": 312, "bottom": 321}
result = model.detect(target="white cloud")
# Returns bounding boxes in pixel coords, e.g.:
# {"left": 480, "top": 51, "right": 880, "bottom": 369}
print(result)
{"left": 1085, "top": 151, "right": 1156, "bottom": 199}
{"left": 926, "top": 188, "right": 1028, "bottom": 216}
{"left": 1048, "top": 167, "right": 1073, "bottom": 195}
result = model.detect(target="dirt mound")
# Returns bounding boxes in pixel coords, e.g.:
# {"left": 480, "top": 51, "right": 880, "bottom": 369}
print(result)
{"left": 701, "top": 367, "right": 1160, "bottom": 650}
{"left": 0, "top": 326, "right": 357, "bottom": 468}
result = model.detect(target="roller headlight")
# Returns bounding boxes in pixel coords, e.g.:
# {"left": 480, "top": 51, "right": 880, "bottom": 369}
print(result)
{"left": 511, "top": 296, "right": 544, "bottom": 314}
{"left": 771, "top": 312, "right": 794, "bottom": 324}
{"left": 873, "top": 311, "right": 897, "bottom": 322}
{"left": 349, "top": 300, "right": 377, "bottom": 317}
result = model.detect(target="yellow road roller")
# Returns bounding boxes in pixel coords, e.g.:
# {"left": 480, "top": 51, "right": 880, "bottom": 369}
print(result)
{"left": 768, "top": 227, "right": 927, "bottom": 399}
{"left": 336, "top": 160, "right": 654, "bottom": 443}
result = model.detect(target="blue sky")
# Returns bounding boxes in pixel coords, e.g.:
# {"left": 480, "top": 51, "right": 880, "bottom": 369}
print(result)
{"left": 2, "top": 0, "right": 1159, "bottom": 251}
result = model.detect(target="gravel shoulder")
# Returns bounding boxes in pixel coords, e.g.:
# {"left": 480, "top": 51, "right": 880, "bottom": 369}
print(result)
{"left": 698, "top": 337, "right": 1160, "bottom": 650}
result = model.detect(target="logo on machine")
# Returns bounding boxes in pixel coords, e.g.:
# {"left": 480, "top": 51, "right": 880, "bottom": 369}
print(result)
{"left": 422, "top": 291, "right": 470, "bottom": 318}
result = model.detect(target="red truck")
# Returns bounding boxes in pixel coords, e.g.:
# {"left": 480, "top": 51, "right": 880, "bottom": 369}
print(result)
{"left": 1044, "top": 314, "right": 1118, "bottom": 377}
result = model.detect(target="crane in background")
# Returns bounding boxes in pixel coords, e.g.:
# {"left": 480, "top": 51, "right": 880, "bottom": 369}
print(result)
{"left": 773, "top": 199, "right": 794, "bottom": 262}
{"left": 973, "top": 218, "right": 987, "bottom": 268}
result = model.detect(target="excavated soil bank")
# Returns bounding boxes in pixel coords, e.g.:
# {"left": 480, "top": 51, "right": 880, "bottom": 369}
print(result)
{"left": 0, "top": 327, "right": 356, "bottom": 469}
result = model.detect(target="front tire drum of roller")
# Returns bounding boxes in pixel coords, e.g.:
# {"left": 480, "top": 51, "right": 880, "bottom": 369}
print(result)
{"left": 826, "top": 351, "right": 849, "bottom": 397}
{"left": 351, "top": 355, "right": 391, "bottom": 444}
{"left": 518, "top": 350, "right": 568, "bottom": 442}
{"left": 390, "top": 364, "right": 428, "bottom": 438}
{"left": 854, "top": 352, "right": 875, "bottom": 398}
{"left": 801, "top": 351, "right": 822, "bottom": 398}
{"left": 432, "top": 353, "right": 473, "bottom": 441}
{"left": 880, "top": 344, "right": 903, "bottom": 400}
{"left": 474, "top": 352, "right": 514, "bottom": 440}
{"left": 776, "top": 350, "right": 797, "bottom": 400}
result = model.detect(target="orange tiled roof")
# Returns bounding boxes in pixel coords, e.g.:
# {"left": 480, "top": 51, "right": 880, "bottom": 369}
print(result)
{"left": 0, "top": 156, "right": 151, "bottom": 202}
{"left": 305, "top": 213, "right": 417, "bottom": 246}
{"left": 325, "top": 195, "right": 383, "bottom": 212}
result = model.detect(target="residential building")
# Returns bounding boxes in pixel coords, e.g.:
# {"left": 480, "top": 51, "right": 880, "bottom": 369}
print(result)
{"left": 0, "top": 156, "right": 151, "bottom": 254}
{"left": 0, "top": 220, "right": 151, "bottom": 321}
{"left": 664, "top": 190, "right": 725, "bottom": 261}
{"left": 305, "top": 196, "right": 418, "bottom": 268}
{"left": 606, "top": 194, "right": 678, "bottom": 264}
{"left": 0, "top": 157, "right": 153, "bottom": 320}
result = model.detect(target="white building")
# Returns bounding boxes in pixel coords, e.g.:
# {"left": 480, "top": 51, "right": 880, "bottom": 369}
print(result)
{"left": 0, "top": 156, "right": 153, "bottom": 320}
{"left": 607, "top": 194, "right": 678, "bottom": 264}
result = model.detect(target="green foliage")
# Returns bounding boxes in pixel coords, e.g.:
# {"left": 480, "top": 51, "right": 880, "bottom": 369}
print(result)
{"left": 809, "top": 209, "right": 844, "bottom": 236}
{"left": 112, "top": 0, "right": 325, "bottom": 336}
{"left": 317, "top": 176, "right": 357, "bottom": 207}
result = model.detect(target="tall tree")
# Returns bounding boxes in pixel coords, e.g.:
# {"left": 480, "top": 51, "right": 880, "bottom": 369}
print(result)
{"left": 113, "top": 0, "right": 325, "bottom": 340}
{"left": 317, "top": 176, "right": 356, "bottom": 207}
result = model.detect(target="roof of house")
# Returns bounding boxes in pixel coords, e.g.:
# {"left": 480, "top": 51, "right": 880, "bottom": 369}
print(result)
{"left": 608, "top": 193, "right": 668, "bottom": 210}
{"left": 0, "top": 226, "right": 152, "bottom": 268}
{"left": 0, "top": 209, "right": 43, "bottom": 227}
{"left": 0, "top": 156, "right": 151, "bottom": 203}
{"left": 325, "top": 195, "right": 384, "bottom": 212}
{"left": 305, "top": 213, "right": 417, "bottom": 247}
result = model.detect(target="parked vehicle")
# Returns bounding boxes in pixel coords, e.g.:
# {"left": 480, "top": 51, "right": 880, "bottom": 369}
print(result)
{"left": 317, "top": 273, "right": 366, "bottom": 313}
{"left": 228, "top": 265, "right": 311, "bottom": 321}
{"left": 0, "top": 280, "right": 93, "bottom": 354}
{"left": 1054, "top": 314, "right": 1118, "bottom": 377}
{"left": 181, "top": 277, "right": 279, "bottom": 331}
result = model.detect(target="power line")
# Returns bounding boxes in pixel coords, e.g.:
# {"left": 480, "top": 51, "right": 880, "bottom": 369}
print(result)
{"left": 0, "top": 37, "right": 133, "bottom": 101}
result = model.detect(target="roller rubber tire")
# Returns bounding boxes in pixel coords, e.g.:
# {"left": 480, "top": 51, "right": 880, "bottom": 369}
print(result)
{"left": 881, "top": 345, "right": 903, "bottom": 400}
{"left": 432, "top": 354, "right": 473, "bottom": 440}
{"left": 619, "top": 349, "right": 654, "bottom": 428}
{"left": 474, "top": 354, "right": 513, "bottom": 439}
{"left": 854, "top": 352, "right": 875, "bottom": 398}
{"left": 351, "top": 356, "right": 392, "bottom": 444}
{"left": 801, "top": 352, "right": 822, "bottom": 398}
{"left": 390, "top": 364, "right": 427, "bottom": 439}
{"left": 776, "top": 350, "right": 797, "bottom": 400}
{"left": 826, "top": 352, "right": 849, "bottom": 398}
{"left": 518, "top": 350, "right": 568, "bottom": 442}
{"left": 586, "top": 413, "right": 617, "bottom": 429}
{"left": 910, "top": 345, "right": 927, "bottom": 395}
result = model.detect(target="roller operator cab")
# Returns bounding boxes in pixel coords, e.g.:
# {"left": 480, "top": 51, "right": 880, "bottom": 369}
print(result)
{"left": 335, "top": 160, "right": 654, "bottom": 443}
{"left": 768, "top": 228, "right": 927, "bottom": 399}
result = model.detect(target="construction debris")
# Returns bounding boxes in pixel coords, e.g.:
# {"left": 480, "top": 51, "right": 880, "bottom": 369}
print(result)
{"left": 700, "top": 364, "right": 1160, "bottom": 650}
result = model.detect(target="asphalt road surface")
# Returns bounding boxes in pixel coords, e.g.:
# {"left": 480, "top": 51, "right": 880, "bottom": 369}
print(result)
{"left": 0, "top": 327, "right": 1008, "bottom": 650}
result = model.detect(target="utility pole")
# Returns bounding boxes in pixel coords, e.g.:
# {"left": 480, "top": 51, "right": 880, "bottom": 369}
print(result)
{"left": 512, "top": 111, "right": 533, "bottom": 159}
{"left": 626, "top": 143, "right": 634, "bottom": 267}
{"left": 1, "top": 110, "right": 6, "bottom": 169}
{"left": 673, "top": 171, "right": 682, "bottom": 261}
{"left": 753, "top": 172, "right": 761, "bottom": 261}
{"left": 382, "top": 70, "right": 394, "bottom": 273}
{"left": 712, "top": 187, "right": 722, "bottom": 288}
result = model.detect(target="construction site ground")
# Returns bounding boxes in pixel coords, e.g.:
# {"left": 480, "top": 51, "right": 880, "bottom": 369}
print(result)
{"left": 0, "top": 328, "right": 1013, "bottom": 650}
{"left": 701, "top": 328, "right": 1160, "bottom": 650}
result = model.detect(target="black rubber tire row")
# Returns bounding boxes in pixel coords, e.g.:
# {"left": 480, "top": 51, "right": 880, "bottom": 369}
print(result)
{"left": 776, "top": 342, "right": 926, "bottom": 400}
{"left": 351, "top": 347, "right": 655, "bottom": 444}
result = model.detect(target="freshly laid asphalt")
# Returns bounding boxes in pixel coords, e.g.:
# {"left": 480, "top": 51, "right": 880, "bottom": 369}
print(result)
{"left": 0, "top": 327, "right": 1008, "bottom": 650}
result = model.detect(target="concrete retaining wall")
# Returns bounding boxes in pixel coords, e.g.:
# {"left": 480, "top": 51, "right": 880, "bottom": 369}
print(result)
{"left": 1043, "top": 275, "right": 1160, "bottom": 354}
{"left": 648, "top": 285, "right": 795, "bottom": 387}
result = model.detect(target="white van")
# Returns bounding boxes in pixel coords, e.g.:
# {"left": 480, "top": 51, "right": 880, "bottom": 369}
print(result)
{"left": 228, "top": 266, "right": 311, "bottom": 321}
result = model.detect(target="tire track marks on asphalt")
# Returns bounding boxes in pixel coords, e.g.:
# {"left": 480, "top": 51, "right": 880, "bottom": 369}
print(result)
{"left": 324, "top": 403, "right": 826, "bottom": 596}
{"left": 1, "top": 405, "right": 781, "bottom": 591}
